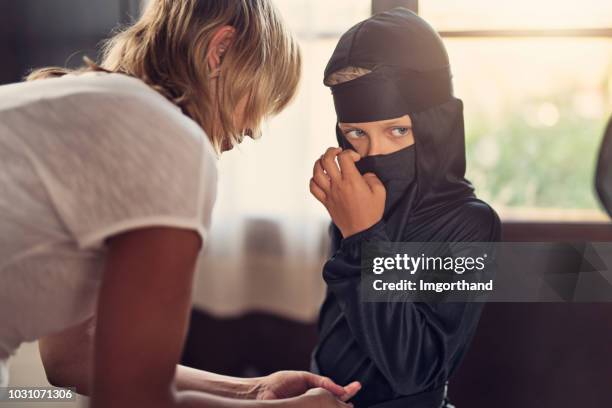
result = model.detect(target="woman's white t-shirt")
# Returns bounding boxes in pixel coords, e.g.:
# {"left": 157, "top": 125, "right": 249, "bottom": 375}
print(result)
{"left": 0, "top": 73, "right": 218, "bottom": 376}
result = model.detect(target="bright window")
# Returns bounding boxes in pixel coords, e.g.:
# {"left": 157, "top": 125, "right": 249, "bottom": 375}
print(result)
{"left": 420, "top": 0, "right": 612, "bottom": 31}
{"left": 420, "top": 1, "right": 612, "bottom": 221}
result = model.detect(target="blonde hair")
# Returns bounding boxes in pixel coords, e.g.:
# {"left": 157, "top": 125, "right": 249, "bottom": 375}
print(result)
{"left": 324, "top": 66, "right": 371, "bottom": 86}
{"left": 27, "top": 0, "right": 301, "bottom": 153}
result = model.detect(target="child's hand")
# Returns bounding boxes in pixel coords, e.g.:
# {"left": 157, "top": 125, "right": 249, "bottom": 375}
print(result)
{"left": 310, "top": 147, "right": 386, "bottom": 238}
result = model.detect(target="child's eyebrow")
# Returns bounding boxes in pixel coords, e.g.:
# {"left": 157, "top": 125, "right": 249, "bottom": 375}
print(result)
{"left": 339, "top": 118, "right": 412, "bottom": 128}
{"left": 381, "top": 118, "right": 412, "bottom": 126}
{"left": 338, "top": 123, "right": 360, "bottom": 129}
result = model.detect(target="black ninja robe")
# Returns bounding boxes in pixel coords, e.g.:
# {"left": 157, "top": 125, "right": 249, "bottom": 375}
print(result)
{"left": 311, "top": 8, "right": 502, "bottom": 408}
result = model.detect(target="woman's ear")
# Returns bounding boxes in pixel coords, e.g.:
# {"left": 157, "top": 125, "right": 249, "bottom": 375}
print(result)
{"left": 207, "top": 25, "right": 237, "bottom": 77}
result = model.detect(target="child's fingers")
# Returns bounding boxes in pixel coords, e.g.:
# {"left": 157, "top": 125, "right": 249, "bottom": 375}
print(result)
{"left": 310, "top": 178, "right": 327, "bottom": 203}
{"left": 321, "top": 147, "right": 342, "bottom": 183}
{"left": 313, "top": 159, "right": 331, "bottom": 192}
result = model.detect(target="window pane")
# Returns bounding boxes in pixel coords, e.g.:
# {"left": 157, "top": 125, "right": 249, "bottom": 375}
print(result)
{"left": 421, "top": 0, "right": 612, "bottom": 31}
{"left": 274, "top": 0, "right": 371, "bottom": 35}
{"left": 448, "top": 38, "right": 612, "bottom": 220}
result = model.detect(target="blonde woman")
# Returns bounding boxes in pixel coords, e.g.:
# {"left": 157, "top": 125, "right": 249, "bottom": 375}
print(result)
{"left": 0, "top": 1, "right": 360, "bottom": 407}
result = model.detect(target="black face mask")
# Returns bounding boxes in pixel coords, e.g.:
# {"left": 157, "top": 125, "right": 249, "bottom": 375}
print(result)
{"left": 355, "top": 145, "right": 416, "bottom": 213}
{"left": 355, "top": 145, "right": 416, "bottom": 184}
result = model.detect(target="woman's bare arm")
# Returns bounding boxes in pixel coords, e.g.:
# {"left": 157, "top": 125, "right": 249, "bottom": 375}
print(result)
{"left": 41, "top": 227, "right": 354, "bottom": 408}
{"left": 40, "top": 326, "right": 357, "bottom": 401}
{"left": 39, "top": 320, "right": 257, "bottom": 398}
{"left": 91, "top": 226, "right": 268, "bottom": 407}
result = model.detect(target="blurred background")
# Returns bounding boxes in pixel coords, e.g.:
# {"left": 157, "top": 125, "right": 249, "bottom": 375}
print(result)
{"left": 1, "top": 1, "right": 612, "bottom": 407}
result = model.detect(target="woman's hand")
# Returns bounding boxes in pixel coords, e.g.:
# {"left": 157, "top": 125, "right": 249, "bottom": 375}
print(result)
{"left": 310, "top": 147, "right": 386, "bottom": 238}
{"left": 254, "top": 371, "right": 360, "bottom": 402}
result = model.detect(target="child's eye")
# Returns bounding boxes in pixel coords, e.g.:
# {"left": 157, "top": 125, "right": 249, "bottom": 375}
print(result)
{"left": 345, "top": 129, "right": 366, "bottom": 139}
{"left": 391, "top": 127, "right": 411, "bottom": 137}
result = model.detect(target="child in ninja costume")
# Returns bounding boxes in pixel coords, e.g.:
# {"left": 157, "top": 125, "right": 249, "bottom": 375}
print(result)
{"left": 309, "top": 8, "right": 501, "bottom": 408}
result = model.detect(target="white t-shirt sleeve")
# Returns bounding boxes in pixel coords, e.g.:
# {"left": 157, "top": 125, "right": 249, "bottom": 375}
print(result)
{"left": 15, "top": 86, "right": 217, "bottom": 250}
